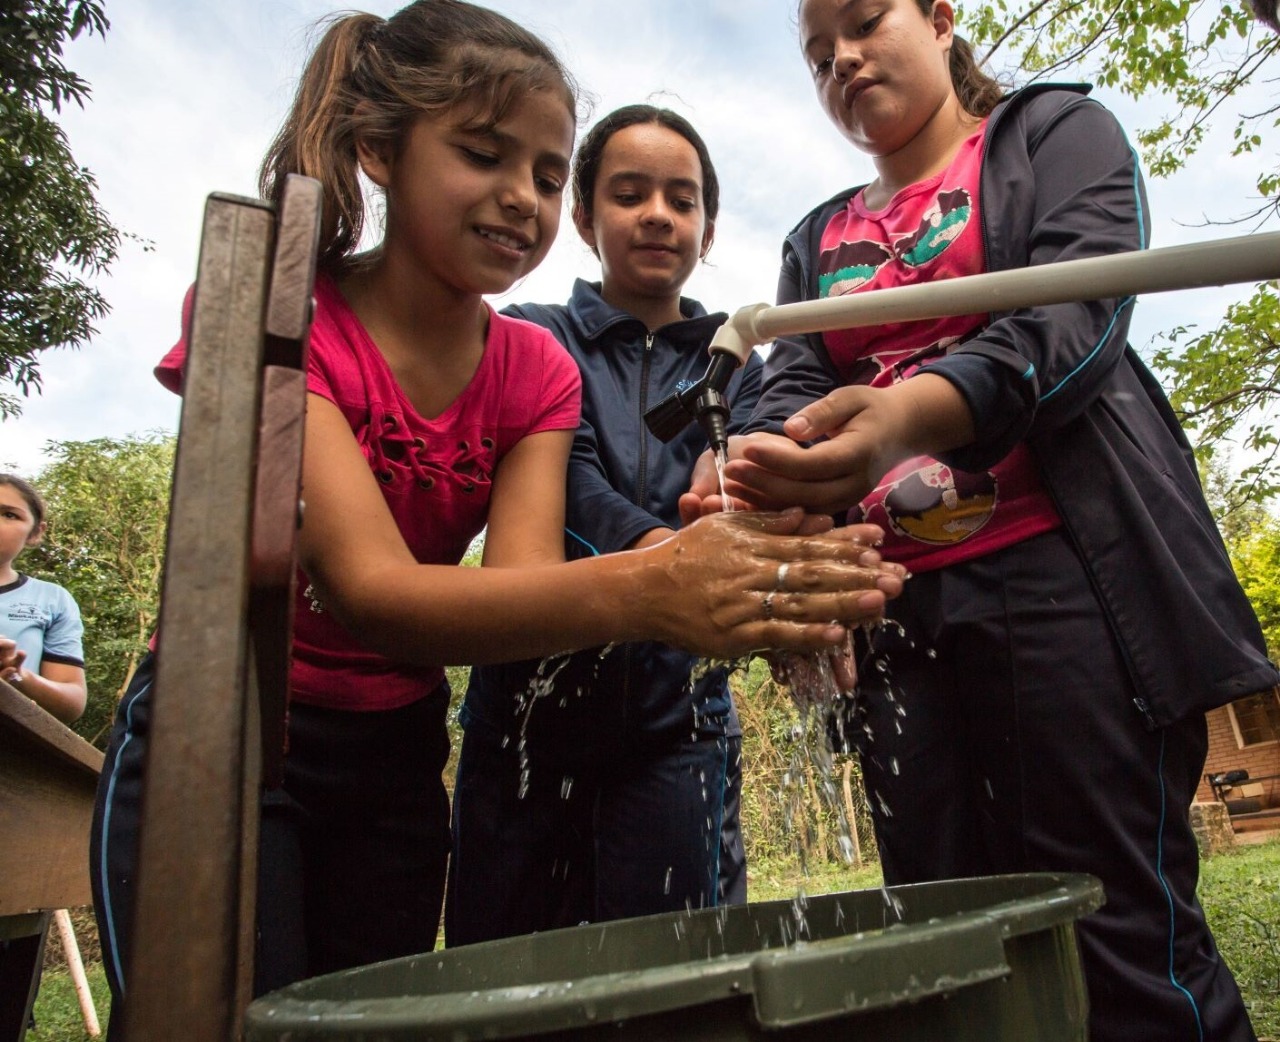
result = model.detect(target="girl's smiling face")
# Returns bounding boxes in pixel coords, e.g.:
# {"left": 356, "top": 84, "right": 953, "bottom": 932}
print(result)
{"left": 575, "top": 122, "right": 714, "bottom": 319}
{"left": 800, "top": 0, "right": 957, "bottom": 157}
{"left": 358, "top": 88, "right": 575, "bottom": 299}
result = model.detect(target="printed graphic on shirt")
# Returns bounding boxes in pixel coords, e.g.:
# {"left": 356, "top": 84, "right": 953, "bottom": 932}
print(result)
{"left": 818, "top": 188, "right": 973, "bottom": 300}
{"left": 3, "top": 601, "right": 48, "bottom": 624}
{"left": 818, "top": 240, "right": 894, "bottom": 298}
{"left": 870, "top": 462, "right": 997, "bottom": 545}
{"left": 897, "top": 189, "right": 972, "bottom": 269}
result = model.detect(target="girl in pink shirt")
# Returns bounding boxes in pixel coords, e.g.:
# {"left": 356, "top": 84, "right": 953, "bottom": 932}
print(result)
{"left": 92, "top": 2, "right": 903, "bottom": 1035}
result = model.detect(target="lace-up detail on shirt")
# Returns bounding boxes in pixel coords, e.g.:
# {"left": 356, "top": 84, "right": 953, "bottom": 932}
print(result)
{"left": 362, "top": 403, "right": 496, "bottom": 500}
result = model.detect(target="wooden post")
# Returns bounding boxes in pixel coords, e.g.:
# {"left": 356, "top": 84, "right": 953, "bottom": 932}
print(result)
{"left": 841, "top": 760, "right": 863, "bottom": 868}
{"left": 124, "top": 175, "right": 320, "bottom": 1042}
{"left": 53, "top": 909, "right": 100, "bottom": 1038}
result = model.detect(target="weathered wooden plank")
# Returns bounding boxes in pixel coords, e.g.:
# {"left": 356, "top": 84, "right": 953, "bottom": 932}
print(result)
{"left": 0, "top": 680, "right": 102, "bottom": 915}
{"left": 126, "top": 192, "right": 274, "bottom": 1042}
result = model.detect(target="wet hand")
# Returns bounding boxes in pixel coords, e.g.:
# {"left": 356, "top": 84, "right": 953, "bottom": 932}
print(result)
{"left": 642, "top": 509, "right": 905, "bottom": 658}
{"left": 767, "top": 632, "right": 858, "bottom": 710}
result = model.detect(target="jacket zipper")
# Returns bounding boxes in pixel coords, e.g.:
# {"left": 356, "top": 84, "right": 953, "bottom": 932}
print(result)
{"left": 636, "top": 332, "right": 655, "bottom": 507}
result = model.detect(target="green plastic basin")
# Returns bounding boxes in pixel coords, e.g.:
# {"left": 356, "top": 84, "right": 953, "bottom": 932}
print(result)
{"left": 244, "top": 871, "right": 1103, "bottom": 1041}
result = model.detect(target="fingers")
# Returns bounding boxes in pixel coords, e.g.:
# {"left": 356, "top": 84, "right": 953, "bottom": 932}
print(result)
{"left": 783, "top": 385, "right": 877, "bottom": 442}
{"left": 677, "top": 491, "right": 705, "bottom": 527}
{"left": 686, "top": 448, "right": 719, "bottom": 501}
{"left": 739, "top": 436, "right": 857, "bottom": 482}
{"left": 723, "top": 457, "right": 872, "bottom": 517}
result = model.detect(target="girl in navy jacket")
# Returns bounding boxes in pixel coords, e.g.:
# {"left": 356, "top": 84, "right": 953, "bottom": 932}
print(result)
{"left": 449, "top": 106, "right": 797, "bottom": 942}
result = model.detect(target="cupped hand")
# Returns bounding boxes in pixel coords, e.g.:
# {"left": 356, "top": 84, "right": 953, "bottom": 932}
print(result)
{"left": 640, "top": 509, "right": 904, "bottom": 659}
{"left": 726, "top": 387, "right": 904, "bottom": 515}
{"left": 724, "top": 376, "right": 976, "bottom": 517}
{"left": 767, "top": 630, "right": 858, "bottom": 710}
{"left": 679, "top": 435, "right": 760, "bottom": 525}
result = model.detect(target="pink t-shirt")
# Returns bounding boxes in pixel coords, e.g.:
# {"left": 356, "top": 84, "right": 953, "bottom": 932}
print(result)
{"left": 816, "top": 123, "right": 1060, "bottom": 572}
{"left": 156, "top": 274, "right": 582, "bottom": 710}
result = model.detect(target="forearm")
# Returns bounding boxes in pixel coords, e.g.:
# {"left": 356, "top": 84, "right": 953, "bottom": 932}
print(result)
{"left": 324, "top": 551, "right": 654, "bottom": 665}
{"left": 310, "top": 512, "right": 902, "bottom": 665}
{"left": 6, "top": 668, "right": 87, "bottom": 724}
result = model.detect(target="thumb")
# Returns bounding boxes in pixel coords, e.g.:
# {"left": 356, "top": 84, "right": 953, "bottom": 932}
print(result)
{"left": 784, "top": 387, "right": 869, "bottom": 442}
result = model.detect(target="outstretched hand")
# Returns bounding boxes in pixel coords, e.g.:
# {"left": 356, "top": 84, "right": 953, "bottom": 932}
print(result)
{"left": 638, "top": 509, "right": 905, "bottom": 659}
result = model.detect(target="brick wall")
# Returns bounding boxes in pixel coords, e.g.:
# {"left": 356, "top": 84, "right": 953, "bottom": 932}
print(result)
{"left": 1197, "top": 704, "right": 1280, "bottom": 803}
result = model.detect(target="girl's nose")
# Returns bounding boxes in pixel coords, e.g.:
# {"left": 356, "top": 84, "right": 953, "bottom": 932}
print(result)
{"left": 641, "top": 198, "right": 674, "bottom": 229}
{"left": 500, "top": 178, "right": 538, "bottom": 220}
{"left": 832, "top": 43, "right": 862, "bottom": 82}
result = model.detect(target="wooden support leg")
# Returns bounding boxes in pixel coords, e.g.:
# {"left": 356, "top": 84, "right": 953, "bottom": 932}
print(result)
{"left": 53, "top": 909, "right": 100, "bottom": 1038}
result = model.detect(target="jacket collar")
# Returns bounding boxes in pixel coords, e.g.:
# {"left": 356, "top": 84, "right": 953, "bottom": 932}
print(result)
{"left": 565, "top": 278, "right": 726, "bottom": 348}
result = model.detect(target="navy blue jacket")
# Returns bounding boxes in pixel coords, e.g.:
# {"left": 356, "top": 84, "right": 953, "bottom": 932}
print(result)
{"left": 748, "top": 85, "right": 1277, "bottom": 728}
{"left": 463, "top": 280, "right": 763, "bottom": 748}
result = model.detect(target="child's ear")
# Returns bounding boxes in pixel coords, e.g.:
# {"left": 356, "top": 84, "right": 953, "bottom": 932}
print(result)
{"left": 573, "top": 204, "right": 599, "bottom": 256}
{"left": 931, "top": 0, "right": 956, "bottom": 46}
{"left": 25, "top": 521, "right": 46, "bottom": 548}
{"left": 354, "top": 103, "right": 394, "bottom": 188}
{"left": 700, "top": 220, "right": 716, "bottom": 261}
{"left": 356, "top": 132, "right": 394, "bottom": 189}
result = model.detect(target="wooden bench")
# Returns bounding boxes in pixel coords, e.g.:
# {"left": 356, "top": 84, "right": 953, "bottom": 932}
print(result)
{"left": 0, "top": 677, "right": 104, "bottom": 1040}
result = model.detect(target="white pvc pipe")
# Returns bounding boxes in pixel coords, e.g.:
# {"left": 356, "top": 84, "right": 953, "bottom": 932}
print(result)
{"left": 708, "top": 230, "right": 1280, "bottom": 357}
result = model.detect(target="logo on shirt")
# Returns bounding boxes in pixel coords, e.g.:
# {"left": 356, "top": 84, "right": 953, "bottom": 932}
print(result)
{"left": 875, "top": 462, "right": 997, "bottom": 545}
{"left": 819, "top": 240, "right": 895, "bottom": 297}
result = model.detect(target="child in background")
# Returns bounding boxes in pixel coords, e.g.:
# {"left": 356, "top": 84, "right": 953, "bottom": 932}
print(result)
{"left": 0, "top": 473, "right": 86, "bottom": 725}
{"left": 448, "top": 106, "right": 797, "bottom": 942}
{"left": 685, "top": 1, "right": 1278, "bottom": 1039}
{"left": 91, "top": 3, "right": 904, "bottom": 1036}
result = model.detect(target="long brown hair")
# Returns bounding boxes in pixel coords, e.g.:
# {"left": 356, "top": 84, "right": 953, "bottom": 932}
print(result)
{"left": 259, "top": 0, "right": 580, "bottom": 272}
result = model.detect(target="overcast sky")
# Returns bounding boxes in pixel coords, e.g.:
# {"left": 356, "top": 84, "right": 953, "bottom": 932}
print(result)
{"left": 2, "top": 0, "right": 1271, "bottom": 474}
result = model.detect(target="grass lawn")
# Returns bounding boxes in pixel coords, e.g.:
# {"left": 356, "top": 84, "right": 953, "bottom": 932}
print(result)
{"left": 29, "top": 839, "right": 1279, "bottom": 1040}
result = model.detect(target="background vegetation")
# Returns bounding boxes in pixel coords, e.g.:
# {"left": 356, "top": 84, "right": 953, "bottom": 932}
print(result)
{"left": 0, "top": 0, "right": 123, "bottom": 419}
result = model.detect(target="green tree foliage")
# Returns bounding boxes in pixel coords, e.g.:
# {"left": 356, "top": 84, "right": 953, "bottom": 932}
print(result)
{"left": 964, "top": 0, "right": 1279, "bottom": 194}
{"left": 1228, "top": 513, "right": 1280, "bottom": 656}
{"left": 23, "top": 434, "right": 174, "bottom": 745}
{"left": 1154, "top": 285, "right": 1280, "bottom": 507}
{"left": 0, "top": 0, "right": 119, "bottom": 419}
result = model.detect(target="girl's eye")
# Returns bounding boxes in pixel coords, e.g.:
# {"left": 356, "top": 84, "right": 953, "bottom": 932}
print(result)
{"left": 672, "top": 198, "right": 698, "bottom": 213}
{"left": 856, "top": 14, "right": 883, "bottom": 35}
{"left": 461, "top": 147, "right": 499, "bottom": 167}
{"left": 811, "top": 55, "right": 833, "bottom": 78}
{"left": 535, "top": 175, "right": 564, "bottom": 196}
{"left": 615, "top": 193, "right": 641, "bottom": 205}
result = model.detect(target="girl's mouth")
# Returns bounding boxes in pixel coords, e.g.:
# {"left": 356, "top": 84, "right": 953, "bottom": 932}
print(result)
{"left": 477, "top": 227, "right": 532, "bottom": 253}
